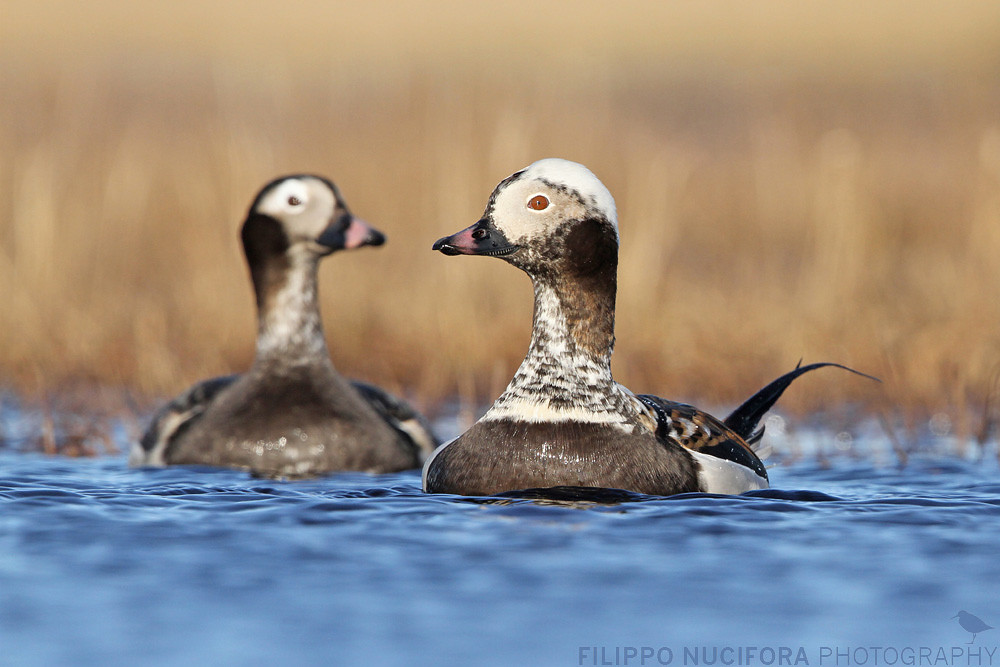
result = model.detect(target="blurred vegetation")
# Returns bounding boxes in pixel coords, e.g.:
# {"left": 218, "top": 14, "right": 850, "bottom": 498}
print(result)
{"left": 1, "top": 1, "right": 999, "bottom": 437}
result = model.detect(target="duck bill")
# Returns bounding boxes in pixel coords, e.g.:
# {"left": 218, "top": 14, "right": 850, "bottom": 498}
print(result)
{"left": 431, "top": 219, "right": 518, "bottom": 257}
{"left": 317, "top": 214, "right": 386, "bottom": 253}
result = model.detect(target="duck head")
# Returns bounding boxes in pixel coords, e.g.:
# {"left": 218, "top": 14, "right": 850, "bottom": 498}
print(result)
{"left": 432, "top": 159, "right": 619, "bottom": 279}
{"left": 243, "top": 175, "right": 384, "bottom": 266}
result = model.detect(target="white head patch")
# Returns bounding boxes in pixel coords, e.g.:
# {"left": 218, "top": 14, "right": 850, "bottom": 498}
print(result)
{"left": 487, "top": 158, "right": 618, "bottom": 245}
{"left": 253, "top": 177, "right": 339, "bottom": 241}
{"left": 256, "top": 178, "right": 313, "bottom": 217}
{"left": 522, "top": 159, "right": 617, "bottom": 228}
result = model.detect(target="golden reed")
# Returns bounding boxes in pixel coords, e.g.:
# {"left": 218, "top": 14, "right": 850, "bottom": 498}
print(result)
{"left": 1, "top": 2, "right": 999, "bottom": 449}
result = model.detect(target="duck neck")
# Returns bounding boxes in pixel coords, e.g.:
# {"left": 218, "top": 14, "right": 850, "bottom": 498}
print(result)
{"left": 527, "top": 275, "right": 617, "bottom": 378}
{"left": 250, "top": 249, "right": 332, "bottom": 369}
{"left": 483, "top": 266, "right": 638, "bottom": 425}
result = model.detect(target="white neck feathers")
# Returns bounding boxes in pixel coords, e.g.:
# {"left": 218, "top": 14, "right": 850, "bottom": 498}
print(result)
{"left": 255, "top": 254, "right": 329, "bottom": 363}
{"left": 482, "top": 283, "right": 639, "bottom": 429}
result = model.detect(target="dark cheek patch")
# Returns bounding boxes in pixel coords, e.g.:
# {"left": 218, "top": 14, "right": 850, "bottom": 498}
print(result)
{"left": 563, "top": 218, "right": 617, "bottom": 279}
{"left": 242, "top": 214, "right": 291, "bottom": 261}
{"left": 241, "top": 213, "right": 292, "bottom": 311}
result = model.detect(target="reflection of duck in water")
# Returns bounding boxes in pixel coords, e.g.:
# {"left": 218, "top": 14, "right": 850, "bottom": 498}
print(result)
{"left": 952, "top": 611, "right": 993, "bottom": 644}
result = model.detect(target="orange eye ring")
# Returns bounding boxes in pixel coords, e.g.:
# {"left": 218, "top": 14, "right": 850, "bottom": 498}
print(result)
{"left": 527, "top": 195, "right": 549, "bottom": 211}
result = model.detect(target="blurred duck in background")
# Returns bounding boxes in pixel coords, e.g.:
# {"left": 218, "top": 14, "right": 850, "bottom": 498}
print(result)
{"left": 132, "top": 175, "right": 438, "bottom": 478}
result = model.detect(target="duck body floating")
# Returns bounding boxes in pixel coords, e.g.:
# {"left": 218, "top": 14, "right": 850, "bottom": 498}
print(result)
{"left": 426, "top": 159, "right": 871, "bottom": 496}
{"left": 132, "top": 175, "right": 437, "bottom": 478}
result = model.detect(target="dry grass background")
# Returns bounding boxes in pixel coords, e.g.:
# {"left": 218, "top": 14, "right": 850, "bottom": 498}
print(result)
{"left": 2, "top": 1, "right": 1000, "bottom": 438}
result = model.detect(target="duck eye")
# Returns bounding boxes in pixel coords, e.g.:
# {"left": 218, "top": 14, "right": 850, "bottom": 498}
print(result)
{"left": 287, "top": 195, "right": 302, "bottom": 207}
{"left": 527, "top": 195, "right": 549, "bottom": 211}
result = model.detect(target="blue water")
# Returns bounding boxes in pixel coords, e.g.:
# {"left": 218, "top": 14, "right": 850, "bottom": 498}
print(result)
{"left": 2, "top": 408, "right": 1000, "bottom": 666}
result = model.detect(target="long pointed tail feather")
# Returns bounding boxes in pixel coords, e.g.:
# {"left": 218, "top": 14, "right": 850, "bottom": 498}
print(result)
{"left": 723, "top": 362, "right": 880, "bottom": 444}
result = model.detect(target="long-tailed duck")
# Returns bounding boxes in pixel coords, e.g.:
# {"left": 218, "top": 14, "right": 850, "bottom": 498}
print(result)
{"left": 132, "top": 175, "right": 437, "bottom": 477}
{"left": 426, "top": 158, "right": 871, "bottom": 496}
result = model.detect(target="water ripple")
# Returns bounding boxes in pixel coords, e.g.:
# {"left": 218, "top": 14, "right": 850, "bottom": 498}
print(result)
{"left": 0, "top": 451, "right": 998, "bottom": 666}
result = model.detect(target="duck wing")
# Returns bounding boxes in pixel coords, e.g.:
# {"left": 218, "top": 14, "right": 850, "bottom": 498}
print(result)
{"left": 131, "top": 374, "right": 239, "bottom": 466}
{"left": 637, "top": 394, "right": 768, "bottom": 479}
{"left": 350, "top": 381, "right": 439, "bottom": 462}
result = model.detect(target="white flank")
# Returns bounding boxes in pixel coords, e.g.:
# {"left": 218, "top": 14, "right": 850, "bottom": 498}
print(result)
{"left": 421, "top": 436, "right": 457, "bottom": 491}
{"left": 128, "top": 438, "right": 162, "bottom": 467}
{"left": 689, "top": 449, "right": 769, "bottom": 494}
{"left": 394, "top": 417, "right": 437, "bottom": 461}
{"left": 129, "top": 409, "right": 192, "bottom": 467}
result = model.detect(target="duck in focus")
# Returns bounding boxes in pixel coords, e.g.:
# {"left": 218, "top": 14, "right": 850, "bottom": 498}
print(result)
{"left": 426, "top": 158, "right": 872, "bottom": 496}
{"left": 131, "top": 175, "right": 437, "bottom": 478}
